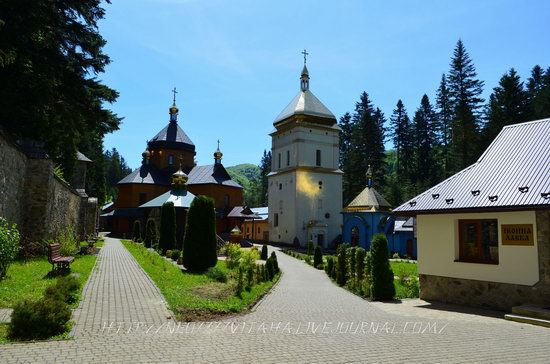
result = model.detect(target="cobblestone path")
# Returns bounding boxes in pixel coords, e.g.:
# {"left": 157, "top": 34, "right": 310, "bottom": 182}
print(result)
{"left": 1, "top": 238, "right": 549, "bottom": 363}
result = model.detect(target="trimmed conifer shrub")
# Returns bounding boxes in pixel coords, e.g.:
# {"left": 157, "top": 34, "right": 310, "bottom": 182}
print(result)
{"left": 159, "top": 202, "right": 176, "bottom": 254}
{"left": 336, "top": 243, "right": 349, "bottom": 286}
{"left": 348, "top": 247, "right": 356, "bottom": 280}
{"left": 307, "top": 240, "right": 314, "bottom": 256}
{"left": 260, "top": 244, "right": 268, "bottom": 260}
{"left": 313, "top": 245, "right": 323, "bottom": 268}
{"left": 8, "top": 297, "right": 72, "bottom": 340}
{"left": 132, "top": 220, "right": 141, "bottom": 242}
{"left": 266, "top": 257, "right": 275, "bottom": 280}
{"left": 355, "top": 247, "right": 366, "bottom": 282}
{"left": 370, "top": 234, "right": 395, "bottom": 301}
{"left": 269, "top": 251, "right": 279, "bottom": 274}
{"left": 325, "top": 256, "right": 334, "bottom": 278}
{"left": 44, "top": 275, "right": 81, "bottom": 304}
{"left": 144, "top": 218, "right": 157, "bottom": 249}
{"left": 182, "top": 195, "right": 217, "bottom": 272}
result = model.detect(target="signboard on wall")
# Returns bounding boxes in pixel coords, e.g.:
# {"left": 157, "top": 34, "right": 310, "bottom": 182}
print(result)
{"left": 501, "top": 224, "right": 534, "bottom": 246}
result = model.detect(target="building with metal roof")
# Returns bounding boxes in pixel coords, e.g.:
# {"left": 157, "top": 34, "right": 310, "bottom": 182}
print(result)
{"left": 394, "top": 118, "right": 550, "bottom": 312}
{"left": 103, "top": 93, "right": 243, "bottom": 237}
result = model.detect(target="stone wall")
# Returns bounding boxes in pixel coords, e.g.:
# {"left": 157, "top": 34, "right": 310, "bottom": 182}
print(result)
{"left": 0, "top": 128, "right": 97, "bottom": 242}
{"left": 420, "top": 209, "right": 550, "bottom": 311}
{"left": 0, "top": 129, "right": 28, "bottom": 228}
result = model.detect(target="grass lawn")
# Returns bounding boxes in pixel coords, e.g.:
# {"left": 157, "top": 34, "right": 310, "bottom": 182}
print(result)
{"left": 390, "top": 261, "right": 418, "bottom": 277}
{"left": 0, "top": 254, "right": 97, "bottom": 309}
{"left": 122, "top": 240, "right": 279, "bottom": 321}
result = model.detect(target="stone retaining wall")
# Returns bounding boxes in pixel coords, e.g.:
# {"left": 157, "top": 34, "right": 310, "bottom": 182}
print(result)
{"left": 420, "top": 209, "right": 550, "bottom": 311}
{"left": 0, "top": 128, "right": 97, "bottom": 242}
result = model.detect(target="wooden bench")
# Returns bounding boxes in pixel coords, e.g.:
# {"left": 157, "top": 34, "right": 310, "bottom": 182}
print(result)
{"left": 47, "top": 243, "right": 75, "bottom": 271}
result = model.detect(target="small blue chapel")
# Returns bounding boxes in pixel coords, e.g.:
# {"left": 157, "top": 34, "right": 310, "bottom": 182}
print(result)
{"left": 341, "top": 167, "right": 417, "bottom": 258}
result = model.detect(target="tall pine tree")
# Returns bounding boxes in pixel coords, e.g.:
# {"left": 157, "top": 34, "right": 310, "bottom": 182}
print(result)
{"left": 435, "top": 74, "right": 453, "bottom": 176}
{"left": 447, "top": 39, "right": 484, "bottom": 173}
{"left": 482, "top": 68, "right": 529, "bottom": 150}
{"left": 412, "top": 95, "right": 439, "bottom": 192}
{"left": 527, "top": 65, "right": 550, "bottom": 120}
{"left": 388, "top": 100, "right": 413, "bottom": 183}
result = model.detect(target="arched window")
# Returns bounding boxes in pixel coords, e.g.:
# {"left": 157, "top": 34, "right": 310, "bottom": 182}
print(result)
{"left": 351, "top": 226, "right": 359, "bottom": 247}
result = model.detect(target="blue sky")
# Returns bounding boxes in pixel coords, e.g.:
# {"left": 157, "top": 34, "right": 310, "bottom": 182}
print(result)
{"left": 100, "top": 0, "right": 550, "bottom": 169}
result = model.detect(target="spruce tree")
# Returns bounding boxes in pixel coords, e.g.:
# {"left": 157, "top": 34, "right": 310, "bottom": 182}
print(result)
{"left": 435, "top": 74, "right": 453, "bottom": 176}
{"left": 0, "top": 0, "right": 121, "bottom": 177}
{"left": 447, "top": 39, "right": 484, "bottom": 173}
{"left": 339, "top": 113, "right": 354, "bottom": 203}
{"left": 182, "top": 196, "right": 217, "bottom": 272}
{"left": 159, "top": 202, "right": 176, "bottom": 254}
{"left": 389, "top": 100, "right": 414, "bottom": 183}
{"left": 482, "top": 68, "right": 529, "bottom": 149}
{"left": 527, "top": 65, "right": 550, "bottom": 120}
{"left": 412, "top": 95, "right": 439, "bottom": 192}
{"left": 259, "top": 150, "right": 272, "bottom": 206}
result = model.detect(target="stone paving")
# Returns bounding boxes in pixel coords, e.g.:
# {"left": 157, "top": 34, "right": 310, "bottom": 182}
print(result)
{"left": 1, "top": 238, "right": 549, "bottom": 363}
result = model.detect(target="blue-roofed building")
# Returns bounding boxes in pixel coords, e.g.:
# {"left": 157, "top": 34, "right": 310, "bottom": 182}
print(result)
{"left": 394, "top": 118, "right": 550, "bottom": 313}
{"left": 342, "top": 166, "right": 416, "bottom": 257}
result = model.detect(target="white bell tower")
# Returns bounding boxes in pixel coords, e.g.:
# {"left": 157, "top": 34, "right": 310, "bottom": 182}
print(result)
{"left": 268, "top": 52, "right": 343, "bottom": 248}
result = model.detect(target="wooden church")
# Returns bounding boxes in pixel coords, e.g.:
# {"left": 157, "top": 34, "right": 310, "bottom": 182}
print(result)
{"left": 102, "top": 91, "right": 243, "bottom": 239}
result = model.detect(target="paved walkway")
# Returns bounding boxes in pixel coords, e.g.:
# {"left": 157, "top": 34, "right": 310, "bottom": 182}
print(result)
{"left": 1, "top": 239, "right": 549, "bottom": 363}
{"left": 72, "top": 237, "right": 172, "bottom": 337}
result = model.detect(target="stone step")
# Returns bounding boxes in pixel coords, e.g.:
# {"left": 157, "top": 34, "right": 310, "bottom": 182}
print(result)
{"left": 512, "top": 304, "right": 550, "bottom": 321}
{"left": 504, "top": 314, "right": 550, "bottom": 328}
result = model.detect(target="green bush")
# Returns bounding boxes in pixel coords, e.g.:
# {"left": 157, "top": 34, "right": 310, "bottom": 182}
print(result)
{"left": 165, "top": 250, "right": 173, "bottom": 258}
{"left": 44, "top": 275, "right": 81, "bottom": 304}
{"left": 370, "top": 234, "right": 395, "bottom": 301}
{"left": 0, "top": 217, "right": 20, "bottom": 280}
{"left": 325, "top": 256, "right": 334, "bottom": 277}
{"left": 206, "top": 266, "right": 227, "bottom": 283}
{"left": 144, "top": 218, "right": 158, "bottom": 249}
{"left": 182, "top": 196, "right": 217, "bottom": 272}
{"left": 235, "top": 267, "right": 244, "bottom": 297}
{"left": 269, "top": 251, "right": 279, "bottom": 274}
{"left": 348, "top": 247, "right": 356, "bottom": 281}
{"left": 132, "top": 220, "right": 141, "bottom": 242}
{"left": 8, "top": 298, "right": 72, "bottom": 340}
{"left": 336, "top": 243, "right": 349, "bottom": 286}
{"left": 313, "top": 245, "right": 323, "bottom": 268}
{"left": 266, "top": 258, "right": 275, "bottom": 280}
{"left": 57, "top": 226, "right": 78, "bottom": 256}
{"left": 307, "top": 240, "right": 314, "bottom": 256}
{"left": 260, "top": 244, "right": 268, "bottom": 260}
{"left": 355, "top": 248, "right": 366, "bottom": 281}
{"left": 171, "top": 249, "right": 181, "bottom": 261}
{"left": 159, "top": 202, "right": 176, "bottom": 254}
{"left": 224, "top": 243, "right": 242, "bottom": 269}
{"left": 404, "top": 277, "right": 420, "bottom": 298}
{"left": 365, "top": 251, "right": 372, "bottom": 277}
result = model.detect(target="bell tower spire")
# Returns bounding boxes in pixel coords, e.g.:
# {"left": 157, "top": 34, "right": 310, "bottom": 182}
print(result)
{"left": 300, "top": 49, "right": 310, "bottom": 92}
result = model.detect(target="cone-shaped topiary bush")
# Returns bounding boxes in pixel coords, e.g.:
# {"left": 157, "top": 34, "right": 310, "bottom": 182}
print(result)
{"left": 313, "top": 244, "right": 323, "bottom": 268}
{"left": 269, "top": 251, "right": 279, "bottom": 274}
{"left": 307, "top": 240, "right": 314, "bottom": 256}
{"left": 336, "top": 243, "right": 349, "bottom": 286}
{"left": 144, "top": 218, "right": 157, "bottom": 249}
{"left": 159, "top": 202, "right": 176, "bottom": 254}
{"left": 355, "top": 247, "right": 366, "bottom": 281}
{"left": 182, "top": 195, "right": 217, "bottom": 272}
{"left": 132, "top": 220, "right": 141, "bottom": 242}
{"left": 260, "top": 244, "right": 268, "bottom": 260}
{"left": 370, "top": 234, "right": 395, "bottom": 301}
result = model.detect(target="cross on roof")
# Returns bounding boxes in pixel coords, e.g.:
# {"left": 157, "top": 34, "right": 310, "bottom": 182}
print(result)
{"left": 302, "top": 49, "right": 309, "bottom": 65}
{"left": 172, "top": 87, "right": 178, "bottom": 104}
{"left": 217, "top": 139, "right": 220, "bottom": 150}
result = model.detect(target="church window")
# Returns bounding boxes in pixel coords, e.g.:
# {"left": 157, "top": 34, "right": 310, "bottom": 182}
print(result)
{"left": 286, "top": 150, "right": 290, "bottom": 166}
{"left": 316, "top": 150, "right": 321, "bottom": 166}
{"left": 139, "top": 193, "right": 147, "bottom": 205}
{"left": 168, "top": 155, "right": 174, "bottom": 165}
{"left": 325, "top": 213, "right": 330, "bottom": 219}
{"left": 274, "top": 213, "right": 279, "bottom": 227}
{"left": 278, "top": 153, "right": 281, "bottom": 169}
{"left": 351, "top": 227, "right": 359, "bottom": 247}
{"left": 279, "top": 183, "right": 282, "bottom": 190}
{"left": 224, "top": 194, "right": 230, "bottom": 207}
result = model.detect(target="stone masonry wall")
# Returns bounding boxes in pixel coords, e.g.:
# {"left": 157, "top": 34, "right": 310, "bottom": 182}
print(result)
{"left": 0, "top": 130, "right": 28, "bottom": 228}
{"left": 420, "top": 209, "right": 550, "bottom": 311}
{"left": 0, "top": 129, "right": 96, "bottom": 243}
